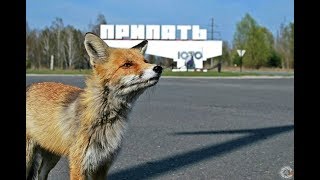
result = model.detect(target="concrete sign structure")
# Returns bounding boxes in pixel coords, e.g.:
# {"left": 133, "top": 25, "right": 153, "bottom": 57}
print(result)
{"left": 100, "top": 24, "right": 222, "bottom": 71}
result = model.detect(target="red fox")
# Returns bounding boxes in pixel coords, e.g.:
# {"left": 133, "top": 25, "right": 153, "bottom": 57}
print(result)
{"left": 26, "top": 32, "right": 162, "bottom": 180}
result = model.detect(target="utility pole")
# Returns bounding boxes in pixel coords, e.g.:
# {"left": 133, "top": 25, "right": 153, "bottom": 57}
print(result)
{"left": 208, "top": 17, "right": 221, "bottom": 40}
{"left": 208, "top": 17, "right": 221, "bottom": 68}
{"left": 210, "top": 17, "right": 214, "bottom": 67}
{"left": 211, "top": 17, "right": 214, "bottom": 40}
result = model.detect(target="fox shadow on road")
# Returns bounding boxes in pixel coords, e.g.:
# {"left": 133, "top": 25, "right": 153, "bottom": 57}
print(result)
{"left": 108, "top": 124, "right": 293, "bottom": 180}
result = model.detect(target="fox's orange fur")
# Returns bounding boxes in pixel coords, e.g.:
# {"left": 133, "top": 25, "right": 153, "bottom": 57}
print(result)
{"left": 26, "top": 33, "right": 162, "bottom": 180}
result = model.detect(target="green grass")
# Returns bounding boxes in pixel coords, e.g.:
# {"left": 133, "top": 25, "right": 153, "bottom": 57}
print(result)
{"left": 26, "top": 69, "right": 291, "bottom": 77}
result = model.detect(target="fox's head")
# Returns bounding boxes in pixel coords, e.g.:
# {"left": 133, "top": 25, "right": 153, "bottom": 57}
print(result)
{"left": 84, "top": 32, "right": 162, "bottom": 98}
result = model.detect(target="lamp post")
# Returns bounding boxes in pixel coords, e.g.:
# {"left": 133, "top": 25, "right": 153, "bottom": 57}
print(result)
{"left": 237, "top": 49, "right": 246, "bottom": 72}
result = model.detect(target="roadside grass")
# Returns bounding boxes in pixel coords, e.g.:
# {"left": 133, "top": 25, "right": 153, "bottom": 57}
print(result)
{"left": 26, "top": 68, "right": 293, "bottom": 77}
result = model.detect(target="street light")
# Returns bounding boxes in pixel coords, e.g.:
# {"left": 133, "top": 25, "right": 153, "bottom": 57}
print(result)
{"left": 237, "top": 49, "right": 246, "bottom": 72}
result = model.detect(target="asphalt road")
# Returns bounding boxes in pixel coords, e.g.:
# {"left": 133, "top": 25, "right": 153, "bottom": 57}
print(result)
{"left": 26, "top": 76, "right": 294, "bottom": 180}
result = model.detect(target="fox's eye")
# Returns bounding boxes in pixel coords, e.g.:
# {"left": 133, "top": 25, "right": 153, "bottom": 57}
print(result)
{"left": 123, "top": 62, "right": 133, "bottom": 68}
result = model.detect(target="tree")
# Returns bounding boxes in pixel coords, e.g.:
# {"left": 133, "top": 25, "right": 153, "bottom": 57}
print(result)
{"left": 50, "top": 17, "right": 66, "bottom": 69}
{"left": 64, "top": 26, "right": 77, "bottom": 69}
{"left": 231, "top": 50, "right": 241, "bottom": 66}
{"left": 209, "top": 41, "right": 232, "bottom": 72}
{"left": 221, "top": 41, "right": 232, "bottom": 66}
{"left": 233, "top": 13, "right": 274, "bottom": 69}
{"left": 26, "top": 29, "right": 41, "bottom": 69}
{"left": 89, "top": 13, "right": 107, "bottom": 36}
{"left": 267, "top": 50, "right": 282, "bottom": 67}
{"left": 27, "top": 17, "right": 90, "bottom": 70}
{"left": 75, "top": 30, "right": 90, "bottom": 69}
{"left": 65, "top": 28, "right": 87, "bottom": 69}
{"left": 39, "top": 28, "right": 53, "bottom": 68}
{"left": 276, "top": 22, "right": 294, "bottom": 69}
{"left": 26, "top": 21, "right": 31, "bottom": 62}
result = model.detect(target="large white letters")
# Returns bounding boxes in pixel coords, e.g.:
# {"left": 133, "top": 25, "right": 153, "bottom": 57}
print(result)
{"left": 115, "top": 25, "right": 129, "bottom": 39}
{"left": 161, "top": 25, "right": 176, "bottom": 40}
{"left": 192, "top": 25, "right": 207, "bottom": 40}
{"left": 146, "top": 25, "right": 160, "bottom": 40}
{"left": 177, "top": 25, "right": 191, "bottom": 40}
{"left": 100, "top": 24, "right": 208, "bottom": 40}
{"left": 130, "top": 25, "right": 145, "bottom": 39}
{"left": 100, "top": 25, "right": 114, "bottom": 39}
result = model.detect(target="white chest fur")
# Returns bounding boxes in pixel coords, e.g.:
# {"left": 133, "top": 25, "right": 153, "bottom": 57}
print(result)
{"left": 82, "top": 119, "right": 127, "bottom": 173}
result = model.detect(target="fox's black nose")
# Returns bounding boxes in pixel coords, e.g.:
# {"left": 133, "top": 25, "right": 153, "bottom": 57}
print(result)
{"left": 153, "top": 66, "right": 163, "bottom": 74}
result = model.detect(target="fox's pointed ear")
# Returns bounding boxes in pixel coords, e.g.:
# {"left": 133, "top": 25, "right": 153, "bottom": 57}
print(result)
{"left": 84, "top": 32, "right": 109, "bottom": 65}
{"left": 132, "top": 40, "right": 148, "bottom": 55}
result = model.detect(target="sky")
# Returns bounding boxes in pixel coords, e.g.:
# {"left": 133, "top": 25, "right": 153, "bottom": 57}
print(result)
{"left": 26, "top": 0, "right": 294, "bottom": 44}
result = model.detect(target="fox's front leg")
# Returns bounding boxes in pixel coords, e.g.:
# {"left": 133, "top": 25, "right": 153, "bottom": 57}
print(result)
{"left": 90, "top": 161, "right": 113, "bottom": 180}
{"left": 69, "top": 156, "right": 86, "bottom": 180}
{"left": 69, "top": 143, "right": 87, "bottom": 180}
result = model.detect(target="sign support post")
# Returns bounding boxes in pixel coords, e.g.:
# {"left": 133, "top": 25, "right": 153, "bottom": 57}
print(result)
{"left": 237, "top": 50, "right": 246, "bottom": 72}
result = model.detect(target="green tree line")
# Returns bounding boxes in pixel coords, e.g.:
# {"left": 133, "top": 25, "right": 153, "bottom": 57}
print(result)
{"left": 26, "top": 14, "right": 106, "bottom": 69}
{"left": 231, "top": 13, "right": 293, "bottom": 69}
{"left": 26, "top": 13, "right": 293, "bottom": 70}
